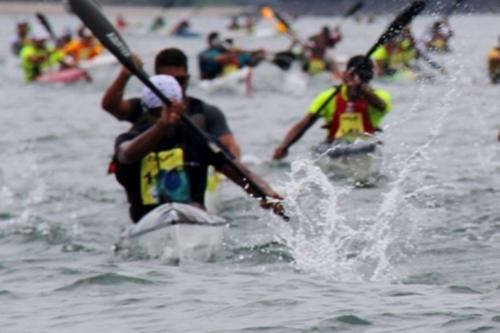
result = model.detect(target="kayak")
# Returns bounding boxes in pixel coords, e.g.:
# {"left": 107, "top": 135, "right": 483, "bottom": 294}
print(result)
{"left": 312, "top": 133, "right": 383, "bottom": 184}
{"left": 198, "top": 67, "right": 252, "bottom": 95}
{"left": 117, "top": 203, "right": 227, "bottom": 262}
{"left": 172, "top": 30, "right": 201, "bottom": 38}
{"left": 375, "top": 68, "right": 434, "bottom": 84}
{"left": 79, "top": 54, "right": 118, "bottom": 70}
{"left": 34, "top": 68, "right": 88, "bottom": 83}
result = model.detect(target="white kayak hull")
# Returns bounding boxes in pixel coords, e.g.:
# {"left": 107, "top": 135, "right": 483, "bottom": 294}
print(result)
{"left": 198, "top": 67, "right": 252, "bottom": 94}
{"left": 313, "top": 134, "right": 383, "bottom": 184}
{"left": 119, "top": 203, "right": 227, "bottom": 262}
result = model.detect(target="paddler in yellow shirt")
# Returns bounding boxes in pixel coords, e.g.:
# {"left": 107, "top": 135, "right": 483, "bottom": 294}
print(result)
{"left": 371, "top": 31, "right": 417, "bottom": 79}
{"left": 273, "top": 55, "right": 391, "bottom": 160}
{"left": 19, "top": 27, "right": 67, "bottom": 82}
{"left": 487, "top": 35, "right": 500, "bottom": 84}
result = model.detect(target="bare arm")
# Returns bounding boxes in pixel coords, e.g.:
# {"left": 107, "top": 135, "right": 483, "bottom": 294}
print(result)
{"left": 217, "top": 160, "right": 285, "bottom": 215}
{"left": 101, "top": 54, "right": 143, "bottom": 121}
{"left": 361, "top": 84, "right": 387, "bottom": 111}
{"left": 273, "top": 113, "right": 319, "bottom": 160}
{"left": 218, "top": 133, "right": 241, "bottom": 159}
{"left": 117, "top": 103, "right": 184, "bottom": 163}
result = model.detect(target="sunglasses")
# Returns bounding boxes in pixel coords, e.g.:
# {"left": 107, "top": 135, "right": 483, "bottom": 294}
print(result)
{"left": 173, "top": 75, "right": 190, "bottom": 86}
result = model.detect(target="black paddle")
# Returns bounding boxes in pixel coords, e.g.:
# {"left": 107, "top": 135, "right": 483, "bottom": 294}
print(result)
{"left": 281, "top": 0, "right": 427, "bottom": 152}
{"left": 68, "top": 0, "right": 289, "bottom": 222}
{"left": 445, "top": 0, "right": 466, "bottom": 17}
{"left": 343, "top": 1, "right": 365, "bottom": 19}
{"left": 35, "top": 12, "right": 58, "bottom": 42}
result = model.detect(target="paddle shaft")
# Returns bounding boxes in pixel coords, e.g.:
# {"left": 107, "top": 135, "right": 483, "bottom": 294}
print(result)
{"left": 35, "top": 12, "right": 58, "bottom": 42}
{"left": 68, "top": 0, "right": 289, "bottom": 222}
{"left": 445, "top": 0, "right": 466, "bottom": 17}
{"left": 282, "top": 1, "right": 427, "bottom": 151}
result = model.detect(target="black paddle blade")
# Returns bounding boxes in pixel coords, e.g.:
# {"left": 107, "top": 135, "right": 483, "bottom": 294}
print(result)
{"left": 367, "top": 0, "right": 426, "bottom": 56}
{"left": 344, "top": 1, "right": 364, "bottom": 18}
{"left": 35, "top": 12, "right": 57, "bottom": 40}
{"left": 68, "top": 1, "right": 134, "bottom": 68}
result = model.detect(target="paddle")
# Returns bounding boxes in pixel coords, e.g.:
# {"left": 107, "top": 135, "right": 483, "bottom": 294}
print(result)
{"left": 343, "top": 1, "right": 365, "bottom": 19}
{"left": 68, "top": 0, "right": 289, "bottom": 222}
{"left": 260, "top": 6, "right": 306, "bottom": 46}
{"left": 445, "top": 0, "right": 466, "bottom": 17}
{"left": 280, "top": 1, "right": 427, "bottom": 152}
{"left": 35, "top": 11, "right": 92, "bottom": 81}
{"left": 35, "top": 12, "right": 58, "bottom": 42}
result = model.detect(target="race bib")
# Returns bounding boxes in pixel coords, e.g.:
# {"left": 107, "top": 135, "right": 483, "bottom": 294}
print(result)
{"left": 337, "top": 112, "right": 365, "bottom": 139}
{"left": 140, "top": 148, "right": 191, "bottom": 205}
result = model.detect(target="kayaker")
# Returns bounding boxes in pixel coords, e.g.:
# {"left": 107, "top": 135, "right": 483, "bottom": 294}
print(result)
{"left": 303, "top": 25, "right": 342, "bottom": 75}
{"left": 422, "top": 19, "right": 453, "bottom": 53}
{"left": 272, "top": 55, "right": 391, "bottom": 160}
{"left": 62, "top": 27, "right": 103, "bottom": 63}
{"left": 10, "top": 20, "right": 31, "bottom": 56}
{"left": 487, "top": 35, "right": 500, "bottom": 84}
{"left": 170, "top": 19, "right": 199, "bottom": 38}
{"left": 198, "top": 32, "right": 236, "bottom": 80}
{"left": 19, "top": 27, "right": 69, "bottom": 82}
{"left": 371, "top": 31, "right": 417, "bottom": 78}
{"left": 113, "top": 74, "right": 283, "bottom": 222}
{"left": 102, "top": 47, "right": 241, "bottom": 160}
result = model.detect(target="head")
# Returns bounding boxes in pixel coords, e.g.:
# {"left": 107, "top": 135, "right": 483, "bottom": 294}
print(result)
{"left": 141, "top": 75, "right": 183, "bottom": 117}
{"left": 16, "top": 20, "right": 29, "bottom": 36}
{"left": 346, "top": 55, "right": 374, "bottom": 83}
{"left": 207, "top": 31, "right": 221, "bottom": 48}
{"left": 321, "top": 26, "right": 331, "bottom": 38}
{"left": 154, "top": 48, "right": 190, "bottom": 96}
{"left": 31, "top": 26, "right": 50, "bottom": 47}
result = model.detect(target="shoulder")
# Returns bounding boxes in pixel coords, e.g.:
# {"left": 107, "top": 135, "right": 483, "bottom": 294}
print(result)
{"left": 188, "top": 96, "right": 224, "bottom": 117}
{"left": 308, "top": 87, "right": 337, "bottom": 115}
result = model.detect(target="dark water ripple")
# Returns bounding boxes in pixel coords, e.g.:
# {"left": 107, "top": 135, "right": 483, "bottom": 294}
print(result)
{"left": 55, "top": 272, "right": 155, "bottom": 292}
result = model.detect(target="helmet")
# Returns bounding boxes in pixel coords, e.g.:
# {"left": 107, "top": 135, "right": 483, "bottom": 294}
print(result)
{"left": 346, "top": 55, "right": 374, "bottom": 82}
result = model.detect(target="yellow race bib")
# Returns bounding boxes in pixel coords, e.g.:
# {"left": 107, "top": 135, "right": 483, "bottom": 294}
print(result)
{"left": 336, "top": 112, "right": 365, "bottom": 139}
{"left": 140, "top": 148, "right": 190, "bottom": 205}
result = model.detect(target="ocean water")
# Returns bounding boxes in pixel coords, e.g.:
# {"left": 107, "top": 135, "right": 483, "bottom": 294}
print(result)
{"left": 1, "top": 8, "right": 500, "bottom": 333}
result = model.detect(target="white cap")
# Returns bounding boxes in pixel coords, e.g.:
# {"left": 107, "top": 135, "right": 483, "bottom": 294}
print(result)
{"left": 141, "top": 75, "right": 183, "bottom": 110}
{"left": 31, "top": 26, "right": 50, "bottom": 40}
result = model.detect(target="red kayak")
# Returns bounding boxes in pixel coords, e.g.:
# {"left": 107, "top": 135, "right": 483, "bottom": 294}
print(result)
{"left": 34, "top": 68, "right": 89, "bottom": 83}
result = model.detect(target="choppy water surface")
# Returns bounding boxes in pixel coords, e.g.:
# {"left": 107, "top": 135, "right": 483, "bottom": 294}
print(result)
{"left": 1, "top": 10, "right": 500, "bottom": 333}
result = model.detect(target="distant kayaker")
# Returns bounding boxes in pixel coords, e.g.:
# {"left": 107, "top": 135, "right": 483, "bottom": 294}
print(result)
{"left": 62, "top": 27, "right": 103, "bottom": 64}
{"left": 303, "top": 25, "right": 342, "bottom": 76}
{"left": 487, "top": 35, "right": 500, "bottom": 84}
{"left": 198, "top": 32, "right": 235, "bottom": 80}
{"left": 10, "top": 20, "right": 31, "bottom": 56}
{"left": 371, "top": 28, "right": 417, "bottom": 78}
{"left": 112, "top": 74, "right": 283, "bottom": 222}
{"left": 19, "top": 27, "right": 70, "bottom": 82}
{"left": 198, "top": 31, "right": 265, "bottom": 80}
{"left": 422, "top": 19, "right": 454, "bottom": 53}
{"left": 273, "top": 55, "right": 391, "bottom": 160}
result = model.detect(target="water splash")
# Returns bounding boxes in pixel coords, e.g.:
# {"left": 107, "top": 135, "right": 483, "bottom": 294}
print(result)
{"left": 275, "top": 159, "right": 388, "bottom": 281}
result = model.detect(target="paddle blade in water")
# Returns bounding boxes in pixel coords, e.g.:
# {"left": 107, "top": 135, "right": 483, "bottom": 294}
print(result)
{"left": 261, "top": 6, "right": 274, "bottom": 19}
{"left": 344, "top": 1, "right": 364, "bottom": 18}
{"left": 275, "top": 21, "right": 288, "bottom": 33}
{"left": 367, "top": 0, "right": 426, "bottom": 56}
